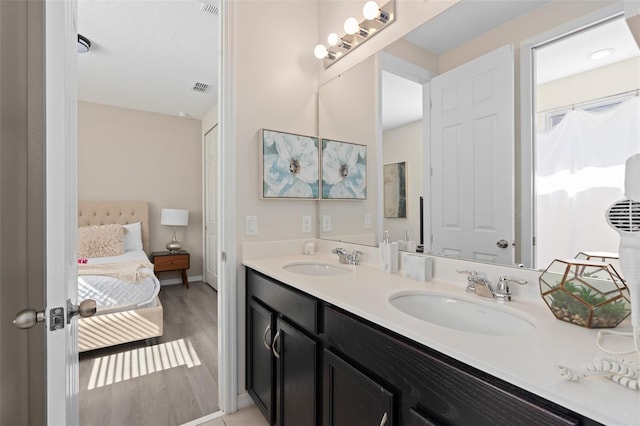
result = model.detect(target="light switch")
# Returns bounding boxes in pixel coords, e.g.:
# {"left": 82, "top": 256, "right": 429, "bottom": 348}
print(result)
{"left": 245, "top": 216, "right": 258, "bottom": 235}
{"left": 364, "top": 212, "right": 372, "bottom": 229}
{"left": 322, "top": 215, "right": 332, "bottom": 232}
{"left": 302, "top": 216, "right": 312, "bottom": 233}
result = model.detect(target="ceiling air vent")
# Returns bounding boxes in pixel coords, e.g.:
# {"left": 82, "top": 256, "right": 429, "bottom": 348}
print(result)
{"left": 200, "top": 1, "right": 220, "bottom": 16}
{"left": 192, "top": 82, "right": 210, "bottom": 93}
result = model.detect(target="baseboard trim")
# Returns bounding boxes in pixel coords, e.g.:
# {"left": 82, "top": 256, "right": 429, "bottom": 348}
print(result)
{"left": 237, "top": 392, "right": 254, "bottom": 410}
{"left": 180, "top": 410, "right": 224, "bottom": 426}
{"left": 159, "top": 275, "right": 204, "bottom": 286}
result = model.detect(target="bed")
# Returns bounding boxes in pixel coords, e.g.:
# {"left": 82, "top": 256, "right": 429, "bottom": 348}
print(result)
{"left": 77, "top": 201, "right": 163, "bottom": 352}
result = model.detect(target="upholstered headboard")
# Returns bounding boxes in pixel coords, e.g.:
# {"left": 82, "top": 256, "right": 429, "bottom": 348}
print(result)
{"left": 78, "top": 201, "right": 150, "bottom": 254}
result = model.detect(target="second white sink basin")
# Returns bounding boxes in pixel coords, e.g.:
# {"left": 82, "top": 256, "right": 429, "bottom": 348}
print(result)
{"left": 389, "top": 292, "right": 536, "bottom": 336}
{"left": 283, "top": 262, "right": 353, "bottom": 276}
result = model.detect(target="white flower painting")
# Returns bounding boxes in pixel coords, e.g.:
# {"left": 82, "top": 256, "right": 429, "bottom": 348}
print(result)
{"left": 321, "top": 139, "right": 366, "bottom": 199}
{"left": 262, "top": 129, "right": 319, "bottom": 199}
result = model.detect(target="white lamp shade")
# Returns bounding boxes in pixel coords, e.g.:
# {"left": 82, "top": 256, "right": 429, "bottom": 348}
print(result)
{"left": 161, "top": 208, "right": 189, "bottom": 226}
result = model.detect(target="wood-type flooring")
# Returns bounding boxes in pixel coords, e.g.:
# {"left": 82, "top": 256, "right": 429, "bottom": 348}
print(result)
{"left": 79, "top": 281, "right": 219, "bottom": 426}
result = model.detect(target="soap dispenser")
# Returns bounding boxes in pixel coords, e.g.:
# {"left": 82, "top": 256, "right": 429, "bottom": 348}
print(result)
{"left": 380, "top": 231, "right": 398, "bottom": 273}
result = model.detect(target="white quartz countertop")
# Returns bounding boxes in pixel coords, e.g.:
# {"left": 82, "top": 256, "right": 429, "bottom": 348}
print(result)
{"left": 243, "top": 251, "right": 640, "bottom": 426}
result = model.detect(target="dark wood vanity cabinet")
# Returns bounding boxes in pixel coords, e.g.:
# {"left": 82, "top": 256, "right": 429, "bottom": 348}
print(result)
{"left": 323, "top": 348, "right": 395, "bottom": 426}
{"left": 247, "top": 269, "right": 319, "bottom": 426}
{"left": 246, "top": 268, "right": 602, "bottom": 426}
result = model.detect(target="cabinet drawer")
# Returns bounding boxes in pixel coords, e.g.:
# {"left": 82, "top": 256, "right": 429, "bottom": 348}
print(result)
{"left": 324, "top": 306, "right": 581, "bottom": 426}
{"left": 247, "top": 268, "right": 319, "bottom": 334}
{"left": 154, "top": 254, "right": 189, "bottom": 271}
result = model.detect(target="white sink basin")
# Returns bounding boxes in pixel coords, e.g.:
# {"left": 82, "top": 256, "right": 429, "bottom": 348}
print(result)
{"left": 389, "top": 292, "right": 536, "bottom": 336}
{"left": 283, "top": 262, "right": 353, "bottom": 276}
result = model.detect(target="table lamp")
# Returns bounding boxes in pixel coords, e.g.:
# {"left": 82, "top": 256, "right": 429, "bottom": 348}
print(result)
{"left": 160, "top": 208, "right": 189, "bottom": 253}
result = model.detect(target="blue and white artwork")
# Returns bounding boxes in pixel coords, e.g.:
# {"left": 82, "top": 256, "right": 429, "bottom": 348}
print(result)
{"left": 262, "top": 129, "right": 319, "bottom": 199}
{"left": 321, "top": 139, "right": 367, "bottom": 200}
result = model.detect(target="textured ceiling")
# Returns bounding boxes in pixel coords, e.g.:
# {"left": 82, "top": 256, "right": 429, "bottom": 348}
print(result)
{"left": 77, "top": 0, "right": 219, "bottom": 120}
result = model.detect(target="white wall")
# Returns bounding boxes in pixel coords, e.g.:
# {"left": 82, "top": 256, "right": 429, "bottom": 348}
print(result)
{"left": 318, "top": 56, "right": 378, "bottom": 245}
{"left": 231, "top": 0, "right": 319, "bottom": 391}
{"left": 78, "top": 101, "right": 204, "bottom": 279}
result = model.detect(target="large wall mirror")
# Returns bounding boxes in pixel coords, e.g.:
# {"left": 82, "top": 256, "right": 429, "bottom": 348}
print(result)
{"left": 318, "top": 0, "right": 640, "bottom": 270}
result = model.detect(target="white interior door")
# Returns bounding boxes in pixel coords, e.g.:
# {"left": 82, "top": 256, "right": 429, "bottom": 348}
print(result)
{"left": 430, "top": 44, "right": 515, "bottom": 264}
{"left": 45, "top": 0, "right": 80, "bottom": 423}
{"left": 205, "top": 125, "right": 219, "bottom": 289}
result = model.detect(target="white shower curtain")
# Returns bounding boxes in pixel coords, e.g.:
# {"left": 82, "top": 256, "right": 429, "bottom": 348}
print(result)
{"left": 535, "top": 96, "right": 640, "bottom": 269}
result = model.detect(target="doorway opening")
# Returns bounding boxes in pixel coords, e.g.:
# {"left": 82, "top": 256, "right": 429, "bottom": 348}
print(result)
{"left": 532, "top": 14, "right": 640, "bottom": 269}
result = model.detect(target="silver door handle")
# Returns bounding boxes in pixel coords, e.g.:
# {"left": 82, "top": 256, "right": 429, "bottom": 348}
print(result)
{"left": 272, "top": 330, "right": 281, "bottom": 359}
{"left": 380, "top": 412, "right": 388, "bottom": 426}
{"left": 67, "top": 299, "right": 96, "bottom": 323}
{"left": 496, "top": 239, "right": 509, "bottom": 249}
{"left": 14, "top": 299, "right": 96, "bottom": 331}
{"left": 13, "top": 308, "right": 46, "bottom": 329}
{"left": 262, "top": 324, "right": 272, "bottom": 350}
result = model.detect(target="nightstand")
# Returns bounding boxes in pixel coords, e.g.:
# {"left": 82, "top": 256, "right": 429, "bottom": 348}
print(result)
{"left": 151, "top": 250, "right": 190, "bottom": 288}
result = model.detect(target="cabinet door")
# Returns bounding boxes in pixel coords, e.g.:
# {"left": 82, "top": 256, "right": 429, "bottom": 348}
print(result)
{"left": 247, "top": 298, "right": 275, "bottom": 424}
{"left": 274, "top": 318, "right": 318, "bottom": 426}
{"left": 323, "top": 349, "right": 395, "bottom": 426}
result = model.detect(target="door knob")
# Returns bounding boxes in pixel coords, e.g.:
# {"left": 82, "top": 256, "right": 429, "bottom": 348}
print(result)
{"left": 68, "top": 299, "right": 96, "bottom": 323}
{"left": 14, "top": 299, "right": 97, "bottom": 330}
{"left": 13, "top": 309, "right": 46, "bottom": 329}
{"left": 496, "top": 239, "right": 509, "bottom": 249}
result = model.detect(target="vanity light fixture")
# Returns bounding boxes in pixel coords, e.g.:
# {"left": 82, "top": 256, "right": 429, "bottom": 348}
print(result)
{"left": 314, "top": 0, "right": 395, "bottom": 68}
{"left": 328, "top": 33, "right": 352, "bottom": 50}
{"left": 362, "top": 1, "right": 390, "bottom": 23}
{"left": 588, "top": 48, "right": 614, "bottom": 60}
{"left": 314, "top": 44, "right": 337, "bottom": 60}
{"left": 344, "top": 17, "right": 369, "bottom": 37}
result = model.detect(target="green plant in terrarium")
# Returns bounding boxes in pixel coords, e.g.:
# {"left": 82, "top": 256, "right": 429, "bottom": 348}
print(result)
{"left": 544, "top": 276, "right": 631, "bottom": 328}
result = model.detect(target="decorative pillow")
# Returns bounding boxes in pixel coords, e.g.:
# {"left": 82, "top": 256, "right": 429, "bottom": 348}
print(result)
{"left": 78, "top": 224, "right": 125, "bottom": 258}
{"left": 123, "top": 222, "right": 143, "bottom": 252}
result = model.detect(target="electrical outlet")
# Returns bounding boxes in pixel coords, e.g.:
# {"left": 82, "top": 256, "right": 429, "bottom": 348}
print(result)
{"left": 321, "top": 215, "right": 332, "bottom": 232}
{"left": 364, "top": 212, "right": 372, "bottom": 229}
{"left": 302, "top": 216, "right": 312, "bottom": 233}
{"left": 245, "top": 216, "right": 258, "bottom": 235}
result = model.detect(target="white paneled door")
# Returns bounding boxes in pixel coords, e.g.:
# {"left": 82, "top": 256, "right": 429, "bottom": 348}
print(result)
{"left": 205, "top": 124, "right": 219, "bottom": 289}
{"left": 430, "top": 45, "right": 515, "bottom": 265}
{"left": 45, "top": 0, "right": 80, "bottom": 424}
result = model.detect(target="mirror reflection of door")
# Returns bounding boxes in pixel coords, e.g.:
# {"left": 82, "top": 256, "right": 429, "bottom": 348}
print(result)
{"left": 430, "top": 44, "right": 515, "bottom": 265}
{"left": 533, "top": 16, "right": 640, "bottom": 269}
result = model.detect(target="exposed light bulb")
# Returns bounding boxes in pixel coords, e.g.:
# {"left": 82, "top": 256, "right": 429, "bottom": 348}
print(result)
{"left": 328, "top": 33, "right": 340, "bottom": 47}
{"left": 362, "top": 1, "right": 380, "bottom": 20}
{"left": 314, "top": 44, "right": 328, "bottom": 59}
{"left": 344, "top": 17, "right": 360, "bottom": 35}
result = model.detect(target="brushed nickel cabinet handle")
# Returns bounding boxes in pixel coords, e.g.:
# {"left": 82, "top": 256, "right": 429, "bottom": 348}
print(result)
{"left": 262, "top": 324, "right": 272, "bottom": 350}
{"left": 272, "top": 330, "right": 281, "bottom": 359}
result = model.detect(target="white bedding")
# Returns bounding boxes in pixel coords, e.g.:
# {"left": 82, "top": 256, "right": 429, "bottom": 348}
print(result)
{"left": 78, "top": 250, "right": 160, "bottom": 314}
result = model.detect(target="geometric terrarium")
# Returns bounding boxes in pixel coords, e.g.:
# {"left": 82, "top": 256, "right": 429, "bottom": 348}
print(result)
{"left": 539, "top": 259, "right": 631, "bottom": 328}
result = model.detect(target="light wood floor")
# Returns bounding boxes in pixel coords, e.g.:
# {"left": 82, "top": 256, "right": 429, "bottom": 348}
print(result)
{"left": 79, "top": 281, "right": 219, "bottom": 426}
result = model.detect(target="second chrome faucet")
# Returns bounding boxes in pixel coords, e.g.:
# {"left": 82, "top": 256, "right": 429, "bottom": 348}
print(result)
{"left": 331, "top": 248, "right": 363, "bottom": 266}
{"left": 457, "top": 269, "right": 527, "bottom": 301}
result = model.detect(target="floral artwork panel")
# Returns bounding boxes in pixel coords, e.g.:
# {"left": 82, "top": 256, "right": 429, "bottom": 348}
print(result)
{"left": 262, "top": 129, "right": 319, "bottom": 199}
{"left": 321, "top": 139, "right": 366, "bottom": 200}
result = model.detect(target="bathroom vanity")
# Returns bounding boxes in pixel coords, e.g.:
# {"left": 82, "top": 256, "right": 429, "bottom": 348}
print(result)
{"left": 243, "top": 243, "right": 639, "bottom": 426}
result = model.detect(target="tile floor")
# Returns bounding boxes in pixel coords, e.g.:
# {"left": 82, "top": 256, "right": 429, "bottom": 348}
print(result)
{"left": 198, "top": 405, "right": 268, "bottom": 426}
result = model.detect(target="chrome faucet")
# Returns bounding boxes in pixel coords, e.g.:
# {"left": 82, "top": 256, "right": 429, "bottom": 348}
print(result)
{"left": 331, "top": 248, "right": 363, "bottom": 265}
{"left": 456, "top": 270, "right": 527, "bottom": 302}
